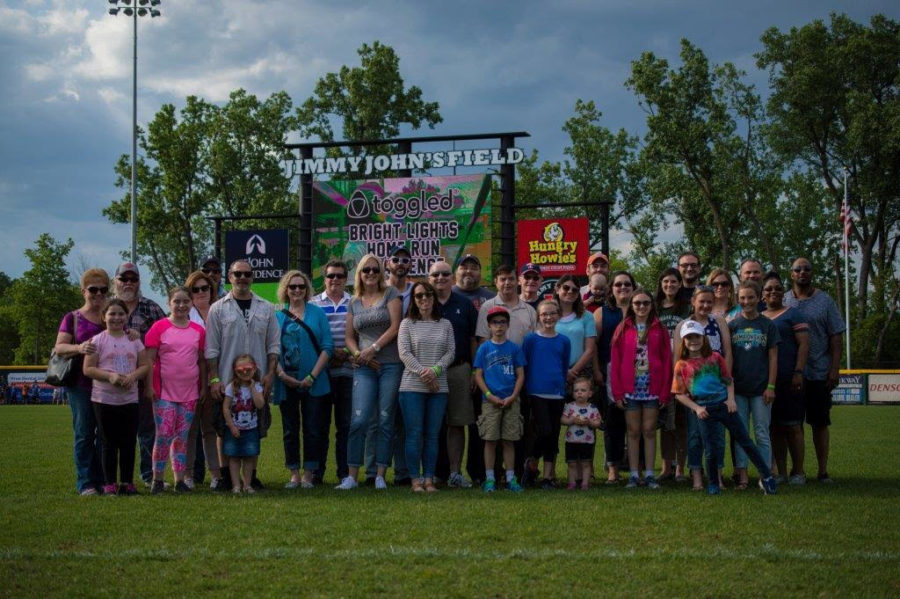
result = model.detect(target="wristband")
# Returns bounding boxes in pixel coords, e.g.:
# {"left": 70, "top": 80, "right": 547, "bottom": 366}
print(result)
{"left": 766, "top": 383, "right": 775, "bottom": 391}
{"left": 305, "top": 375, "right": 314, "bottom": 384}
{"left": 485, "top": 391, "right": 493, "bottom": 398}
{"left": 209, "top": 377, "right": 221, "bottom": 384}
{"left": 372, "top": 342, "right": 381, "bottom": 353}
{"left": 344, "top": 347, "right": 352, "bottom": 356}
{"left": 430, "top": 365, "right": 442, "bottom": 376}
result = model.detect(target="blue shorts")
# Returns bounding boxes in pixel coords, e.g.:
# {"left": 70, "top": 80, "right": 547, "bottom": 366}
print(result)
{"left": 624, "top": 397, "right": 659, "bottom": 412}
{"left": 223, "top": 427, "right": 260, "bottom": 457}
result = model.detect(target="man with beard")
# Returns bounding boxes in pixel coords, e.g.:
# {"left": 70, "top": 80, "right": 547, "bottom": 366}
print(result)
{"left": 387, "top": 244, "right": 415, "bottom": 315}
{"left": 384, "top": 244, "right": 413, "bottom": 484}
{"left": 206, "top": 259, "right": 280, "bottom": 490}
{"left": 676, "top": 251, "right": 702, "bottom": 302}
{"left": 784, "top": 257, "right": 844, "bottom": 484}
{"left": 113, "top": 262, "right": 166, "bottom": 486}
{"left": 518, "top": 263, "right": 543, "bottom": 310}
{"left": 452, "top": 254, "right": 495, "bottom": 312}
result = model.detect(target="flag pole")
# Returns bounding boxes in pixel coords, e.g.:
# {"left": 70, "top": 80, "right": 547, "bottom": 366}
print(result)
{"left": 843, "top": 169, "right": 851, "bottom": 369}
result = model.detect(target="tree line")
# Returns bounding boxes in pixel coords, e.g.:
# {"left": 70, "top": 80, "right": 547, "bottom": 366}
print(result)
{"left": 4, "top": 14, "right": 898, "bottom": 367}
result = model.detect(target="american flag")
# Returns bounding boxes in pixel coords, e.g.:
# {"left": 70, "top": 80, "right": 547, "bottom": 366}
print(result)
{"left": 840, "top": 196, "right": 853, "bottom": 253}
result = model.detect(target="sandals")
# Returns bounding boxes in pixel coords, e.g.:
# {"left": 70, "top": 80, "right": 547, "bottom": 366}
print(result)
{"left": 424, "top": 480, "right": 438, "bottom": 493}
{"left": 411, "top": 479, "right": 425, "bottom": 493}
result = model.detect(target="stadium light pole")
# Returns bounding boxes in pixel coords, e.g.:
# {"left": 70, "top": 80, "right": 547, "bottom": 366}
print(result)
{"left": 108, "top": 0, "right": 161, "bottom": 264}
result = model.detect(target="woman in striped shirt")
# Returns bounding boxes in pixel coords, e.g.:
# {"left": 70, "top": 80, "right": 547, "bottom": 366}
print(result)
{"left": 397, "top": 281, "right": 456, "bottom": 493}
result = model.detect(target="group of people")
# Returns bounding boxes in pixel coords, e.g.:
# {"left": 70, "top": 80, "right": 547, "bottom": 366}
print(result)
{"left": 56, "top": 245, "right": 844, "bottom": 497}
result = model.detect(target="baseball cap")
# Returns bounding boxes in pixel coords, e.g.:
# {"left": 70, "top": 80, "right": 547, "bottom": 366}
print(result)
{"left": 457, "top": 253, "right": 481, "bottom": 267}
{"left": 115, "top": 262, "right": 139, "bottom": 278}
{"left": 519, "top": 263, "right": 541, "bottom": 276}
{"left": 389, "top": 243, "right": 410, "bottom": 257}
{"left": 486, "top": 306, "right": 510, "bottom": 322}
{"left": 680, "top": 320, "right": 707, "bottom": 338}
{"left": 587, "top": 252, "right": 609, "bottom": 266}
{"left": 200, "top": 255, "right": 221, "bottom": 267}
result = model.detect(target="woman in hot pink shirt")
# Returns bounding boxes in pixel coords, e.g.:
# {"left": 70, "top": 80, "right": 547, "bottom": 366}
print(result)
{"left": 144, "top": 286, "right": 207, "bottom": 494}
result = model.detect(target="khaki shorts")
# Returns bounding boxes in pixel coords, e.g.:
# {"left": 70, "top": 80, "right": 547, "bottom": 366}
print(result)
{"left": 446, "top": 363, "right": 475, "bottom": 426}
{"left": 477, "top": 399, "right": 523, "bottom": 441}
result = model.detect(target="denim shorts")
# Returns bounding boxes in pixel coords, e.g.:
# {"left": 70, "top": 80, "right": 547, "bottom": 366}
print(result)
{"left": 223, "top": 427, "right": 260, "bottom": 457}
{"left": 624, "top": 397, "right": 659, "bottom": 412}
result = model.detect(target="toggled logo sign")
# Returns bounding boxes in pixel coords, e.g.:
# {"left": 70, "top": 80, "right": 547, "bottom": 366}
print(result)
{"left": 516, "top": 218, "right": 589, "bottom": 277}
{"left": 225, "top": 229, "right": 289, "bottom": 283}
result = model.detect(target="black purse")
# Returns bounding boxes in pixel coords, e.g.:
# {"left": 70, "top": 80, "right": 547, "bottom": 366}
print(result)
{"left": 45, "top": 311, "right": 82, "bottom": 387}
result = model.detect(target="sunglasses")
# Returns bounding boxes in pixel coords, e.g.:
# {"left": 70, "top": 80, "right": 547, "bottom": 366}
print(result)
{"left": 201, "top": 267, "right": 221, "bottom": 275}
{"left": 118, "top": 277, "right": 139, "bottom": 284}
{"left": 361, "top": 267, "right": 381, "bottom": 275}
{"left": 559, "top": 285, "right": 579, "bottom": 293}
{"left": 613, "top": 282, "right": 632, "bottom": 288}
{"left": 632, "top": 300, "right": 651, "bottom": 307}
{"left": 414, "top": 292, "right": 434, "bottom": 300}
{"left": 792, "top": 266, "right": 812, "bottom": 272}
{"left": 288, "top": 284, "right": 306, "bottom": 291}
{"left": 86, "top": 286, "right": 109, "bottom": 295}
{"left": 234, "top": 365, "right": 256, "bottom": 373}
{"left": 325, "top": 273, "right": 347, "bottom": 280}
{"left": 523, "top": 274, "right": 540, "bottom": 281}
{"left": 763, "top": 286, "right": 784, "bottom": 293}
{"left": 711, "top": 281, "right": 731, "bottom": 287}
{"left": 191, "top": 284, "right": 211, "bottom": 293}
{"left": 231, "top": 271, "right": 253, "bottom": 279}
{"left": 391, "top": 256, "right": 411, "bottom": 264}
{"left": 430, "top": 271, "right": 452, "bottom": 278}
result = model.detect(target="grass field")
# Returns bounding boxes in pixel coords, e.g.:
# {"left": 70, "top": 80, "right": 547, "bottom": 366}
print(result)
{"left": 1, "top": 405, "right": 899, "bottom": 597}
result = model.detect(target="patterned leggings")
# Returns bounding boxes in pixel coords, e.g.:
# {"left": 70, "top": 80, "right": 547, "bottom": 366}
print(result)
{"left": 152, "top": 398, "right": 196, "bottom": 475}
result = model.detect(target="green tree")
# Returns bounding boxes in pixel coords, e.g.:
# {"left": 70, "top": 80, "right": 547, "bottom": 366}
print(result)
{"left": 296, "top": 41, "right": 442, "bottom": 163}
{"left": 105, "top": 90, "right": 298, "bottom": 293}
{"left": 0, "top": 272, "right": 20, "bottom": 364}
{"left": 757, "top": 13, "right": 900, "bottom": 321}
{"left": 9, "top": 235, "right": 81, "bottom": 364}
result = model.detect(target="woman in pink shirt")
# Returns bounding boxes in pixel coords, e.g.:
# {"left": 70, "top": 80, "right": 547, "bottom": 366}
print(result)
{"left": 144, "top": 286, "right": 207, "bottom": 494}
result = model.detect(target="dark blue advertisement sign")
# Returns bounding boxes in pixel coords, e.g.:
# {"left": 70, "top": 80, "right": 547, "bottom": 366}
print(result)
{"left": 224, "top": 229, "right": 290, "bottom": 283}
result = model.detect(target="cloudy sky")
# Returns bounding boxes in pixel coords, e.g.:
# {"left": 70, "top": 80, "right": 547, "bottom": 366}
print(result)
{"left": 1, "top": 0, "right": 895, "bottom": 292}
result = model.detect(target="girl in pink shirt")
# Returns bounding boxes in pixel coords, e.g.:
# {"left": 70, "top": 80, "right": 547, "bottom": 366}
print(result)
{"left": 145, "top": 286, "right": 207, "bottom": 494}
{"left": 82, "top": 299, "right": 151, "bottom": 496}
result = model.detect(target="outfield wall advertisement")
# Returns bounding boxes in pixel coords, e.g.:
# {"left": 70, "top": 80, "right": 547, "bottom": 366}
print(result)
{"left": 312, "top": 175, "right": 492, "bottom": 287}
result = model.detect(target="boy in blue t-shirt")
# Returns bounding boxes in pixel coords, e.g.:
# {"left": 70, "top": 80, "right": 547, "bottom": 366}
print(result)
{"left": 473, "top": 306, "right": 526, "bottom": 493}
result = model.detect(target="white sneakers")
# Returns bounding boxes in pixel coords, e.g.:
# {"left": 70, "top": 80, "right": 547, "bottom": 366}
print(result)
{"left": 335, "top": 476, "right": 359, "bottom": 490}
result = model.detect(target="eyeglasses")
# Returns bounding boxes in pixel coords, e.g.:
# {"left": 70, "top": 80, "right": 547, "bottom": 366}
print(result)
{"left": 711, "top": 281, "right": 731, "bottom": 287}
{"left": 430, "top": 271, "right": 452, "bottom": 278}
{"left": 234, "top": 365, "right": 255, "bottom": 373}
{"left": 231, "top": 271, "right": 253, "bottom": 279}
{"left": 678, "top": 262, "right": 699, "bottom": 269}
{"left": 288, "top": 284, "right": 306, "bottom": 291}
{"left": 360, "top": 267, "right": 381, "bottom": 275}
{"left": 613, "top": 282, "right": 632, "bottom": 288}
{"left": 763, "top": 286, "right": 784, "bottom": 293}
{"left": 414, "top": 292, "right": 433, "bottom": 300}
{"left": 191, "top": 285, "right": 210, "bottom": 293}
{"left": 559, "top": 285, "right": 579, "bottom": 293}
{"left": 632, "top": 300, "right": 651, "bottom": 307}
{"left": 201, "top": 267, "right": 221, "bottom": 275}
{"left": 86, "top": 286, "right": 109, "bottom": 295}
{"left": 118, "top": 277, "right": 138, "bottom": 284}
{"left": 792, "top": 265, "right": 812, "bottom": 273}
{"left": 391, "top": 256, "right": 411, "bottom": 264}
{"left": 325, "top": 273, "right": 346, "bottom": 280}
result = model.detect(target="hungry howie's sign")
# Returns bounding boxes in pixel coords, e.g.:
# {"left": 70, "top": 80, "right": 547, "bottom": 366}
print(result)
{"left": 517, "top": 218, "right": 589, "bottom": 276}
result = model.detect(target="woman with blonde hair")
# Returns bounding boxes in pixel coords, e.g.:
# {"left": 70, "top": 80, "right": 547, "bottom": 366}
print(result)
{"left": 706, "top": 268, "right": 735, "bottom": 319}
{"left": 272, "top": 270, "right": 333, "bottom": 489}
{"left": 336, "top": 254, "right": 402, "bottom": 490}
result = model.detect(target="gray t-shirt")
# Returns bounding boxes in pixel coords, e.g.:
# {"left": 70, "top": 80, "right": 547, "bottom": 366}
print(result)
{"left": 784, "top": 289, "right": 845, "bottom": 381}
{"left": 349, "top": 286, "right": 401, "bottom": 363}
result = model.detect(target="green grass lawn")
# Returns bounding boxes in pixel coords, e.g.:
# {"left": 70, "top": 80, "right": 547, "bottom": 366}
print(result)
{"left": 1, "top": 405, "right": 898, "bottom": 597}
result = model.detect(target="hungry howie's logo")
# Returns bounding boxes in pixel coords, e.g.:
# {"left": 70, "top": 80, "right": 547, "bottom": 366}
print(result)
{"left": 528, "top": 221, "right": 579, "bottom": 266}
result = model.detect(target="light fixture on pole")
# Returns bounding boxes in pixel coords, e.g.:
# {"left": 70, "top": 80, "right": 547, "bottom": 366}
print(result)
{"left": 108, "top": 0, "right": 161, "bottom": 264}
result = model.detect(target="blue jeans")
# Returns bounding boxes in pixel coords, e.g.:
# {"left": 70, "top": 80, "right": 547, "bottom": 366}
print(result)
{"left": 318, "top": 375, "right": 352, "bottom": 481}
{"left": 68, "top": 386, "right": 103, "bottom": 493}
{"left": 686, "top": 408, "right": 725, "bottom": 471}
{"left": 696, "top": 402, "right": 772, "bottom": 480}
{"left": 280, "top": 388, "right": 328, "bottom": 471}
{"left": 348, "top": 363, "right": 402, "bottom": 469}
{"left": 734, "top": 394, "right": 772, "bottom": 470}
{"left": 398, "top": 391, "right": 448, "bottom": 479}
